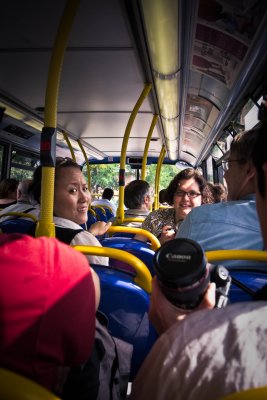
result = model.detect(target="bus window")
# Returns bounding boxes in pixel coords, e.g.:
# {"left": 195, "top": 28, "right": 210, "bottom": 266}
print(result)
{"left": 10, "top": 149, "right": 40, "bottom": 181}
{"left": 206, "top": 155, "right": 214, "bottom": 183}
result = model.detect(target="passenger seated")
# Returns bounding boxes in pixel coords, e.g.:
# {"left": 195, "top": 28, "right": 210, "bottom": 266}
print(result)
{"left": 30, "top": 157, "right": 111, "bottom": 265}
{"left": 92, "top": 187, "right": 117, "bottom": 216}
{"left": 0, "top": 179, "right": 38, "bottom": 222}
{"left": 111, "top": 179, "right": 151, "bottom": 228}
{"left": 177, "top": 128, "right": 265, "bottom": 266}
{"left": 134, "top": 168, "right": 213, "bottom": 245}
{"left": 130, "top": 101, "right": 267, "bottom": 400}
{"left": 0, "top": 178, "right": 19, "bottom": 209}
{"left": 0, "top": 233, "right": 100, "bottom": 394}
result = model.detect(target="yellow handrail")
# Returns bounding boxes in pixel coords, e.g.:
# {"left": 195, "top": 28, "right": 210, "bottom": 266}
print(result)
{"left": 117, "top": 83, "right": 152, "bottom": 224}
{"left": 77, "top": 139, "right": 91, "bottom": 189}
{"left": 0, "top": 368, "right": 61, "bottom": 400}
{"left": 107, "top": 225, "right": 160, "bottom": 251}
{"left": 154, "top": 146, "right": 166, "bottom": 210}
{"left": 0, "top": 212, "right": 38, "bottom": 222}
{"left": 63, "top": 131, "right": 76, "bottom": 161}
{"left": 141, "top": 114, "right": 158, "bottom": 181}
{"left": 206, "top": 249, "right": 267, "bottom": 263}
{"left": 73, "top": 245, "right": 152, "bottom": 293}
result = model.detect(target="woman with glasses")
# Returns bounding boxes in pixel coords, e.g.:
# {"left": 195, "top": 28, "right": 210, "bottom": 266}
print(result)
{"left": 30, "top": 157, "right": 111, "bottom": 265}
{"left": 134, "top": 168, "right": 213, "bottom": 245}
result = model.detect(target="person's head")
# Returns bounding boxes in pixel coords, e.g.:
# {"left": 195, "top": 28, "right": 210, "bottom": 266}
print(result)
{"left": 17, "top": 179, "right": 33, "bottom": 202}
{"left": 30, "top": 157, "right": 90, "bottom": 225}
{"left": 207, "top": 182, "right": 227, "bottom": 203}
{"left": 124, "top": 180, "right": 151, "bottom": 210}
{"left": 159, "top": 189, "right": 168, "bottom": 205}
{"left": 223, "top": 128, "right": 260, "bottom": 201}
{"left": 0, "top": 178, "right": 19, "bottom": 200}
{"left": 252, "top": 99, "right": 267, "bottom": 247}
{"left": 164, "top": 168, "right": 212, "bottom": 221}
{"left": 102, "top": 188, "right": 114, "bottom": 200}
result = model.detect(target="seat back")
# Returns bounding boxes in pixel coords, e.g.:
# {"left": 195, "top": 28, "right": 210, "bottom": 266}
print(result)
{"left": 206, "top": 250, "right": 267, "bottom": 304}
{"left": 0, "top": 213, "right": 37, "bottom": 235}
{"left": 101, "top": 236, "right": 156, "bottom": 276}
{"left": 92, "top": 264, "right": 157, "bottom": 379}
{"left": 101, "top": 205, "right": 114, "bottom": 220}
{"left": 0, "top": 368, "right": 60, "bottom": 399}
{"left": 92, "top": 205, "right": 107, "bottom": 222}
{"left": 73, "top": 245, "right": 156, "bottom": 379}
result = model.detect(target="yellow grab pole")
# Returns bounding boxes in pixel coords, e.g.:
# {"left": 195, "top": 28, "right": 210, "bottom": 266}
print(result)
{"left": 36, "top": 0, "right": 80, "bottom": 238}
{"left": 154, "top": 146, "right": 166, "bottom": 210}
{"left": 117, "top": 83, "right": 152, "bottom": 224}
{"left": 77, "top": 139, "right": 91, "bottom": 189}
{"left": 62, "top": 132, "right": 76, "bottom": 161}
{"left": 141, "top": 114, "right": 158, "bottom": 181}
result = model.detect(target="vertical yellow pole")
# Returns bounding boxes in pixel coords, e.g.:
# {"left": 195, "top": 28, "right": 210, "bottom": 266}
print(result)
{"left": 141, "top": 114, "right": 158, "bottom": 181}
{"left": 36, "top": 0, "right": 80, "bottom": 238}
{"left": 154, "top": 146, "right": 166, "bottom": 210}
{"left": 77, "top": 139, "right": 91, "bottom": 189}
{"left": 62, "top": 131, "right": 76, "bottom": 161}
{"left": 116, "top": 83, "right": 152, "bottom": 224}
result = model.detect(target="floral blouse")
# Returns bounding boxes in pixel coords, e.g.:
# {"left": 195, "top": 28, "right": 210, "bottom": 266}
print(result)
{"left": 141, "top": 208, "right": 177, "bottom": 238}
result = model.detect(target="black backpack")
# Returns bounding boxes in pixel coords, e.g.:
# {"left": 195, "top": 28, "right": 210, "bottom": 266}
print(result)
{"left": 62, "top": 311, "right": 133, "bottom": 400}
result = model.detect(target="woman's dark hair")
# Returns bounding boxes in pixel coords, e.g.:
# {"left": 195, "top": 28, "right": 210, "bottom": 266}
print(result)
{"left": 164, "top": 168, "right": 212, "bottom": 205}
{"left": 252, "top": 96, "right": 267, "bottom": 197}
{"left": 29, "top": 157, "right": 82, "bottom": 204}
{"left": 207, "top": 182, "right": 227, "bottom": 203}
{"left": 0, "top": 178, "right": 19, "bottom": 199}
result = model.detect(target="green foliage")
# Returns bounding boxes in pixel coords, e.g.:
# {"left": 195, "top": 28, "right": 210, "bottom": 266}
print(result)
{"left": 86, "top": 163, "right": 178, "bottom": 192}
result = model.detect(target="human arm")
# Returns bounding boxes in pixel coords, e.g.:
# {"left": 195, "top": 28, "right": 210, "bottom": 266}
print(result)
{"left": 88, "top": 221, "right": 112, "bottom": 236}
{"left": 149, "top": 276, "right": 216, "bottom": 335}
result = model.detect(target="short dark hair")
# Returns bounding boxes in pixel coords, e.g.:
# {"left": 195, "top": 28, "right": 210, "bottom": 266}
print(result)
{"left": 30, "top": 157, "right": 82, "bottom": 203}
{"left": 102, "top": 188, "right": 114, "bottom": 200}
{"left": 124, "top": 180, "right": 150, "bottom": 209}
{"left": 252, "top": 123, "right": 267, "bottom": 196}
{"left": 164, "top": 168, "right": 212, "bottom": 205}
{"left": 0, "top": 178, "right": 19, "bottom": 198}
{"left": 230, "top": 127, "right": 261, "bottom": 165}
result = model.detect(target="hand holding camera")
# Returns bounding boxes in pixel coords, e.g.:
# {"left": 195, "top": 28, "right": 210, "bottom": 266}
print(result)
{"left": 153, "top": 238, "right": 231, "bottom": 310}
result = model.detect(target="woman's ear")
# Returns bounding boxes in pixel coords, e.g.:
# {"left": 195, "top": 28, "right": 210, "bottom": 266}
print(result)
{"left": 246, "top": 160, "right": 256, "bottom": 180}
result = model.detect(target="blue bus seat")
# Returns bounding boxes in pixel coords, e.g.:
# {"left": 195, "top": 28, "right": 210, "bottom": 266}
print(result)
{"left": 102, "top": 206, "right": 114, "bottom": 220}
{"left": 92, "top": 264, "right": 157, "bottom": 379}
{"left": 228, "top": 268, "right": 267, "bottom": 303}
{"left": 92, "top": 205, "right": 107, "bottom": 222}
{"left": 100, "top": 237, "right": 156, "bottom": 276}
{"left": 85, "top": 209, "right": 98, "bottom": 230}
{"left": 112, "top": 232, "right": 135, "bottom": 238}
{"left": 0, "top": 219, "right": 35, "bottom": 235}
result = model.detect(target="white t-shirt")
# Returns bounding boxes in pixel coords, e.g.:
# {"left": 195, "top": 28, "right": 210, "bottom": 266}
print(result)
{"left": 54, "top": 216, "right": 108, "bottom": 266}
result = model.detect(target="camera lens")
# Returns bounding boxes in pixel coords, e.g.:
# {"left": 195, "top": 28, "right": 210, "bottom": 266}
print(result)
{"left": 153, "top": 238, "right": 210, "bottom": 309}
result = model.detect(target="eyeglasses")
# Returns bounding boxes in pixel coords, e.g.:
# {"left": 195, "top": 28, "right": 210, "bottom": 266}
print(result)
{"left": 221, "top": 159, "right": 243, "bottom": 172}
{"left": 175, "top": 190, "right": 201, "bottom": 199}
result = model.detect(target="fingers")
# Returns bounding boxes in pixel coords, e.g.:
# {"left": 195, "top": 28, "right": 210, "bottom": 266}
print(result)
{"left": 198, "top": 282, "right": 216, "bottom": 310}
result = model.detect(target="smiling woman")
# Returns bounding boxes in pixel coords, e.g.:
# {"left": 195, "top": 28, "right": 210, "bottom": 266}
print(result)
{"left": 134, "top": 168, "right": 213, "bottom": 245}
{"left": 29, "top": 158, "right": 111, "bottom": 266}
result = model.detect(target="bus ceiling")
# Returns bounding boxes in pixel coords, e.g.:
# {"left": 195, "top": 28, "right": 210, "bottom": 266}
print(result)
{"left": 0, "top": 0, "right": 266, "bottom": 166}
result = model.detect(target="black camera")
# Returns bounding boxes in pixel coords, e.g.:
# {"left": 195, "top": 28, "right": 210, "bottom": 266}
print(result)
{"left": 153, "top": 238, "right": 231, "bottom": 309}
